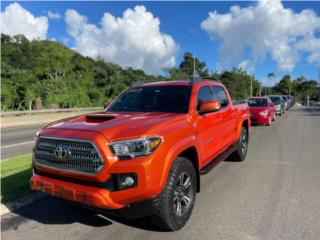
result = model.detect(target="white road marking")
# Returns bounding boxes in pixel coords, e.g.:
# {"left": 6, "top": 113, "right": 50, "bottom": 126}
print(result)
{"left": 1, "top": 141, "right": 35, "bottom": 148}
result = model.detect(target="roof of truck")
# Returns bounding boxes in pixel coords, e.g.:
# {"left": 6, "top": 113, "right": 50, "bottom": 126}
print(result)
{"left": 135, "top": 80, "right": 224, "bottom": 87}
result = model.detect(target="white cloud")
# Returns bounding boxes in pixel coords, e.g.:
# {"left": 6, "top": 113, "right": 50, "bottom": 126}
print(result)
{"left": 201, "top": 0, "right": 320, "bottom": 71}
{"left": 238, "top": 60, "right": 254, "bottom": 73}
{"left": 1, "top": 2, "right": 48, "bottom": 40}
{"left": 65, "top": 6, "right": 178, "bottom": 75}
{"left": 295, "top": 36, "right": 320, "bottom": 64}
{"left": 48, "top": 11, "right": 61, "bottom": 20}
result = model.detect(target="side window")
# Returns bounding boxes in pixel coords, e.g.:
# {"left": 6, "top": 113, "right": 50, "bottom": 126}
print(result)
{"left": 210, "top": 86, "right": 229, "bottom": 107}
{"left": 197, "top": 86, "right": 214, "bottom": 110}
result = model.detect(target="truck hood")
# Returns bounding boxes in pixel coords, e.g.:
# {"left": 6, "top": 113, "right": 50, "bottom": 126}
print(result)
{"left": 46, "top": 112, "right": 189, "bottom": 141}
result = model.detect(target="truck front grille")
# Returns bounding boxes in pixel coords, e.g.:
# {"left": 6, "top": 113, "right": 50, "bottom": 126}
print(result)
{"left": 34, "top": 137, "right": 104, "bottom": 174}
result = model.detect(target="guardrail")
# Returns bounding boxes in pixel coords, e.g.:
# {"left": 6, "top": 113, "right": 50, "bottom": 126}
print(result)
{"left": 1, "top": 107, "right": 104, "bottom": 117}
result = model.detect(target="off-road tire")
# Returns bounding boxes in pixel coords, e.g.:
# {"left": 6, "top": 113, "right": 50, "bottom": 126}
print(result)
{"left": 151, "top": 157, "right": 197, "bottom": 231}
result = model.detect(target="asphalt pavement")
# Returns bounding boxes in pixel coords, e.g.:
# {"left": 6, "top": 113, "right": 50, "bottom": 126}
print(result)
{"left": 1, "top": 107, "right": 320, "bottom": 240}
{"left": 1, "top": 124, "right": 44, "bottom": 160}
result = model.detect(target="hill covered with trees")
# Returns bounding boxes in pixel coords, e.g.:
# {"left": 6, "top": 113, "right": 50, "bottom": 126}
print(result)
{"left": 1, "top": 34, "right": 319, "bottom": 111}
{"left": 1, "top": 34, "right": 165, "bottom": 111}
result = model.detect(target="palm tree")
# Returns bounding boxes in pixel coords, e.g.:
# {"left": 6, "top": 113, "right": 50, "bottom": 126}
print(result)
{"left": 267, "top": 73, "right": 275, "bottom": 95}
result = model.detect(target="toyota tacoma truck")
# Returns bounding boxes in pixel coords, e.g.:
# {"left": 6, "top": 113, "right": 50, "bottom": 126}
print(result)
{"left": 30, "top": 79, "right": 250, "bottom": 231}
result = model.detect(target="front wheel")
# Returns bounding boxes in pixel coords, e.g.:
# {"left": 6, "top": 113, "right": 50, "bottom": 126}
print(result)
{"left": 151, "top": 157, "right": 197, "bottom": 231}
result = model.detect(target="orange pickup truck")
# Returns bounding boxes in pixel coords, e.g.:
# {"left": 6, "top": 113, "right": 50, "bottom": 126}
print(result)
{"left": 30, "top": 79, "right": 250, "bottom": 231}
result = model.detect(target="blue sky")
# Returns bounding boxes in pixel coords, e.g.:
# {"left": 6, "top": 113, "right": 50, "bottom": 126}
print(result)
{"left": 1, "top": 1, "right": 320, "bottom": 85}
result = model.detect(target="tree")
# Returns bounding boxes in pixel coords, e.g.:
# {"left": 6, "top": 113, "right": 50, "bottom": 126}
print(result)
{"left": 164, "top": 52, "right": 210, "bottom": 80}
{"left": 1, "top": 34, "right": 164, "bottom": 110}
{"left": 219, "top": 68, "right": 261, "bottom": 100}
{"left": 179, "top": 52, "right": 210, "bottom": 78}
{"left": 267, "top": 72, "right": 275, "bottom": 95}
{"left": 275, "top": 75, "right": 293, "bottom": 95}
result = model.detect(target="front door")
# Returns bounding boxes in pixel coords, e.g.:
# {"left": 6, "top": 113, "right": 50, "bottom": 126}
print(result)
{"left": 196, "top": 86, "right": 226, "bottom": 165}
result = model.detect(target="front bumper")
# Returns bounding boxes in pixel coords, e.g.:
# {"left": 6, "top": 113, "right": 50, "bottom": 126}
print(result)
{"left": 30, "top": 174, "right": 124, "bottom": 209}
{"left": 30, "top": 174, "right": 160, "bottom": 218}
{"left": 250, "top": 114, "right": 269, "bottom": 125}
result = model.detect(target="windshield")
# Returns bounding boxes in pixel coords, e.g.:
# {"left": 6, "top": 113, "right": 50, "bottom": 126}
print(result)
{"left": 269, "top": 96, "right": 281, "bottom": 104}
{"left": 248, "top": 98, "right": 268, "bottom": 107}
{"left": 107, "top": 85, "right": 192, "bottom": 113}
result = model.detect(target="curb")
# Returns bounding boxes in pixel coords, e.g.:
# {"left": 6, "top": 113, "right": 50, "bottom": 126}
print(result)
{"left": 1, "top": 192, "right": 44, "bottom": 216}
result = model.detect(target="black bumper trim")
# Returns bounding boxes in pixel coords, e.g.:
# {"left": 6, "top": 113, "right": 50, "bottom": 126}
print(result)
{"left": 34, "top": 167, "right": 115, "bottom": 191}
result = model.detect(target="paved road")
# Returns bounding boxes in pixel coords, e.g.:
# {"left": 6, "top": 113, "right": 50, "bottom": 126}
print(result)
{"left": 2, "top": 107, "right": 320, "bottom": 240}
{"left": 1, "top": 124, "right": 44, "bottom": 160}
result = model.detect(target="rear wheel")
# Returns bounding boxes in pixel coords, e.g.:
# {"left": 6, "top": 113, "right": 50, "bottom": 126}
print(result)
{"left": 233, "top": 126, "right": 248, "bottom": 161}
{"left": 151, "top": 157, "right": 196, "bottom": 231}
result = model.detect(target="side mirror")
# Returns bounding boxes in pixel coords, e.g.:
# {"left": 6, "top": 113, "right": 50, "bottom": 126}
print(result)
{"left": 270, "top": 103, "right": 275, "bottom": 107}
{"left": 199, "top": 101, "right": 221, "bottom": 113}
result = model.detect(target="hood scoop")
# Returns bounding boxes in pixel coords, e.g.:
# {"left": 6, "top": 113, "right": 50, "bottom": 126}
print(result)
{"left": 85, "top": 114, "right": 116, "bottom": 123}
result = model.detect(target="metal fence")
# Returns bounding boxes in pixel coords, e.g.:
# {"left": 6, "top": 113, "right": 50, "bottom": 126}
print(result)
{"left": 1, "top": 107, "right": 104, "bottom": 117}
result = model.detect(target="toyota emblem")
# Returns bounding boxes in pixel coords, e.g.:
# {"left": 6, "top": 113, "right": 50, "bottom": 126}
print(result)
{"left": 53, "top": 145, "right": 70, "bottom": 161}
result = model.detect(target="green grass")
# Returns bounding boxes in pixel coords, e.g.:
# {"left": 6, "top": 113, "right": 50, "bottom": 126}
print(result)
{"left": 1, "top": 155, "right": 33, "bottom": 203}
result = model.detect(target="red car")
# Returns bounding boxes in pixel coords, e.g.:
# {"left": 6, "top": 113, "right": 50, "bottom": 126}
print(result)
{"left": 248, "top": 97, "right": 276, "bottom": 126}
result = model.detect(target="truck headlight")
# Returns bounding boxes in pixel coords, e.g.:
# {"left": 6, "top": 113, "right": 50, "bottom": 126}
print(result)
{"left": 109, "top": 137, "right": 162, "bottom": 159}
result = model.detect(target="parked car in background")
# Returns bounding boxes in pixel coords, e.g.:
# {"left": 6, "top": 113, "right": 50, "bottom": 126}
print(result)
{"left": 30, "top": 80, "right": 250, "bottom": 231}
{"left": 282, "top": 95, "right": 294, "bottom": 108}
{"left": 268, "top": 95, "right": 285, "bottom": 115}
{"left": 248, "top": 97, "right": 276, "bottom": 126}
{"left": 281, "top": 95, "right": 290, "bottom": 110}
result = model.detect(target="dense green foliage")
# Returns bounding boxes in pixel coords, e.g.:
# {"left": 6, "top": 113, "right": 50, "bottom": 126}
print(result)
{"left": 165, "top": 52, "right": 262, "bottom": 100}
{"left": 165, "top": 53, "right": 319, "bottom": 103}
{"left": 1, "top": 34, "right": 319, "bottom": 110}
{"left": 1, "top": 34, "right": 165, "bottom": 111}
{"left": 273, "top": 75, "right": 319, "bottom": 104}
{"left": 217, "top": 69, "right": 261, "bottom": 100}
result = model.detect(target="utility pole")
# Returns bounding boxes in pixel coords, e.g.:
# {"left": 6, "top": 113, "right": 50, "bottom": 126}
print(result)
{"left": 192, "top": 48, "right": 216, "bottom": 80}
{"left": 250, "top": 75, "right": 253, "bottom": 96}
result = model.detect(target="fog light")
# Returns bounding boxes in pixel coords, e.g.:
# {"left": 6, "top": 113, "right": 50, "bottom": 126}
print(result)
{"left": 116, "top": 174, "right": 137, "bottom": 190}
